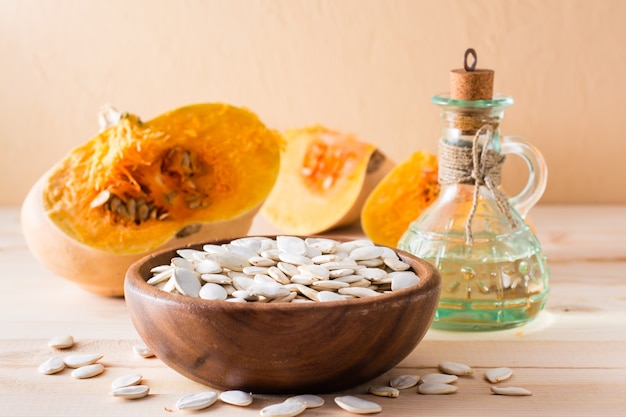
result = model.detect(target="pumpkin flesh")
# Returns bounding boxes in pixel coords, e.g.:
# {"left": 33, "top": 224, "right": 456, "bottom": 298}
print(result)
{"left": 261, "top": 126, "right": 394, "bottom": 235}
{"left": 361, "top": 151, "right": 439, "bottom": 247}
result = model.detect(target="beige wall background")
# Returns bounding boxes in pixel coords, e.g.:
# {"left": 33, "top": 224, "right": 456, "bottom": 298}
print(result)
{"left": 1, "top": 0, "right": 625, "bottom": 205}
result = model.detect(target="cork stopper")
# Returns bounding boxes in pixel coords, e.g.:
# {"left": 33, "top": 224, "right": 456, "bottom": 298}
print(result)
{"left": 450, "top": 48, "right": 494, "bottom": 100}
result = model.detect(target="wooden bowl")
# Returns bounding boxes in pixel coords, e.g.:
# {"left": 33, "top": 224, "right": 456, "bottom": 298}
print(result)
{"left": 124, "top": 236, "right": 441, "bottom": 394}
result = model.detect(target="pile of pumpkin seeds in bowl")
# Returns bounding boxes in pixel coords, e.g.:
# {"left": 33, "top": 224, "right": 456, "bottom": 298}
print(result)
{"left": 146, "top": 235, "right": 422, "bottom": 302}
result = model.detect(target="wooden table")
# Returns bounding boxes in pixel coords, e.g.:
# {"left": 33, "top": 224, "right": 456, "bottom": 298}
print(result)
{"left": 1, "top": 205, "right": 625, "bottom": 417}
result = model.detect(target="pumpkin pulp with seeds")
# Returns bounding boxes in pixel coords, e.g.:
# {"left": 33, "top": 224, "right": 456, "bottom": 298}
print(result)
{"left": 22, "top": 103, "right": 281, "bottom": 296}
{"left": 43, "top": 104, "right": 282, "bottom": 254}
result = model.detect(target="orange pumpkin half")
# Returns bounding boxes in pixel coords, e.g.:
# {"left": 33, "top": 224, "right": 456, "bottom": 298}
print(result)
{"left": 361, "top": 150, "right": 439, "bottom": 247}
{"left": 260, "top": 126, "right": 394, "bottom": 235}
{"left": 21, "top": 103, "right": 281, "bottom": 296}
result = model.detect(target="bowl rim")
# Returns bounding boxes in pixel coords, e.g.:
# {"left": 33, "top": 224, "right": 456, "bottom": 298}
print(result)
{"left": 125, "top": 234, "right": 441, "bottom": 311}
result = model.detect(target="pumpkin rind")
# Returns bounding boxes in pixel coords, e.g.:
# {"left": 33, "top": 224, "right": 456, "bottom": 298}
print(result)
{"left": 361, "top": 150, "right": 439, "bottom": 247}
{"left": 260, "top": 126, "right": 394, "bottom": 235}
{"left": 21, "top": 103, "right": 281, "bottom": 296}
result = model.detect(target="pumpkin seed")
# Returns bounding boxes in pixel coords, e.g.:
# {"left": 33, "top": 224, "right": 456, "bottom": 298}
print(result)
{"left": 357, "top": 258, "right": 384, "bottom": 267}
{"left": 329, "top": 268, "right": 355, "bottom": 278}
{"left": 172, "top": 267, "right": 201, "bottom": 297}
{"left": 63, "top": 353, "right": 103, "bottom": 368}
{"left": 110, "top": 384, "right": 150, "bottom": 399}
{"left": 248, "top": 281, "right": 291, "bottom": 299}
{"left": 249, "top": 256, "right": 276, "bottom": 267}
{"left": 368, "top": 385, "right": 400, "bottom": 398}
{"left": 358, "top": 268, "right": 388, "bottom": 282}
{"left": 318, "top": 290, "right": 349, "bottom": 302}
{"left": 298, "top": 264, "right": 330, "bottom": 279}
{"left": 90, "top": 190, "right": 111, "bottom": 208}
{"left": 305, "top": 237, "right": 338, "bottom": 253}
{"left": 438, "top": 361, "right": 474, "bottom": 376}
{"left": 218, "top": 390, "right": 253, "bottom": 406}
{"left": 146, "top": 268, "right": 174, "bottom": 285}
{"left": 484, "top": 367, "right": 513, "bottom": 383}
{"left": 171, "top": 257, "right": 195, "bottom": 270}
{"left": 176, "top": 391, "right": 218, "bottom": 411}
{"left": 334, "top": 396, "right": 382, "bottom": 414}
{"left": 311, "top": 280, "right": 350, "bottom": 290}
{"left": 278, "top": 252, "right": 313, "bottom": 266}
{"left": 490, "top": 386, "right": 532, "bottom": 396}
{"left": 277, "top": 261, "right": 299, "bottom": 276}
{"left": 47, "top": 335, "right": 74, "bottom": 349}
{"left": 200, "top": 273, "right": 231, "bottom": 285}
{"left": 198, "top": 283, "right": 228, "bottom": 300}
{"left": 350, "top": 246, "right": 384, "bottom": 261}
{"left": 390, "top": 374, "right": 420, "bottom": 389}
{"left": 38, "top": 356, "right": 65, "bottom": 375}
{"left": 390, "top": 271, "right": 421, "bottom": 291}
{"left": 260, "top": 400, "right": 307, "bottom": 417}
{"left": 196, "top": 260, "right": 223, "bottom": 274}
{"left": 420, "top": 373, "right": 458, "bottom": 385}
{"left": 111, "top": 373, "right": 142, "bottom": 389}
{"left": 418, "top": 383, "right": 458, "bottom": 395}
{"left": 338, "top": 287, "right": 382, "bottom": 298}
{"left": 71, "top": 363, "right": 104, "bottom": 379}
{"left": 285, "top": 394, "right": 324, "bottom": 408}
{"left": 276, "top": 235, "right": 308, "bottom": 255}
{"left": 383, "top": 258, "right": 411, "bottom": 271}
{"left": 268, "top": 266, "right": 290, "bottom": 284}
{"left": 132, "top": 345, "right": 155, "bottom": 358}
{"left": 207, "top": 251, "right": 251, "bottom": 271}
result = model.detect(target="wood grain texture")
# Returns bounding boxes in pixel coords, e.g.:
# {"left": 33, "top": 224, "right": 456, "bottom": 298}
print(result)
{"left": 2, "top": 205, "right": 626, "bottom": 416}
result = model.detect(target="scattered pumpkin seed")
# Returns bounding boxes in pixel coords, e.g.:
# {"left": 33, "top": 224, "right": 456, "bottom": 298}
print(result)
{"left": 390, "top": 374, "right": 420, "bottom": 389}
{"left": 47, "top": 335, "right": 74, "bottom": 349}
{"left": 132, "top": 345, "right": 155, "bottom": 358}
{"left": 71, "top": 363, "right": 104, "bottom": 379}
{"left": 334, "top": 396, "right": 382, "bottom": 414}
{"left": 490, "top": 386, "right": 532, "bottom": 396}
{"left": 111, "top": 373, "right": 142, "bottom": 389}
{"left": 438, "top": 361, "right": 474, "bottom": 376}
{"left": 484, "top": 367, "right": 513, "bottom": 383}
{"left": 110, "top": 385, "right": 150, "bottom": 399}
{"left": 285, "top": 394, "right": 324, "bottom": 408}
{"left": 420, "top": 373, "right": 459, "bottom": 385}
{"left": 218, "top": 390, "right": 253, "bottom": 406}
{"left": 368, "top": 385, "right": 400, "bottom": 398}
{"left": 260, "top": 400, "right": 307, "bottom": 417}
{"left": 38, "top": 356, "right": 65, "bottom": 375}
{"left": 176, "top": 391, "right": 218, "bottom": 411}
{"left": 63, "top": 353, "right": 103, "bottom": 368}
{"left": 418, "top": 382, "right": 458, "bottom": 395}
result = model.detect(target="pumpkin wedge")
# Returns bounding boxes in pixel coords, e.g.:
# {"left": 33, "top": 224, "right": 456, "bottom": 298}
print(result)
{"left": 260, "top": 125, "right": 394, "bottom": 235}
{"left": 361, "top": 150, "right": 439, "bottom": 247}
{"left": 21, "top": 103, "right": 281, "bottom": 296}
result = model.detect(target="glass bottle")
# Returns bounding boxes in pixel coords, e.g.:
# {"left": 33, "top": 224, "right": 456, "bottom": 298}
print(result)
{"left": 398, "top": 92, "right": 550, "bottom": 331}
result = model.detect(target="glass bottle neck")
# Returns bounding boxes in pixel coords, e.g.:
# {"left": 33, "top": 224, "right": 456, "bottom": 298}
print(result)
{"left": 432, "top": 94, "right": 513, "bottom": 152}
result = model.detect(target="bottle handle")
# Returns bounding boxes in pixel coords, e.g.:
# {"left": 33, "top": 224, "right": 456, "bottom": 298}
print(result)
{"left": 500, "top": 136, "right": 548, "bottom": 219}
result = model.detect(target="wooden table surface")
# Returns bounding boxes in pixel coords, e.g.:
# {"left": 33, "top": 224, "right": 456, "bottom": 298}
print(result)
{"left": 1, "top": 205, "right": 625, "bottom": 417}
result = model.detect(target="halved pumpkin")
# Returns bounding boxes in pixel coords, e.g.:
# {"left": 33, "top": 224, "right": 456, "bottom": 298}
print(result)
{"left": 361, "top": 150, "right": 439, "bottom": 247}
{"left": 21, "top": 103, "right": 281, "bottom": 296}
{"left": 260, "top": 126, "right": 394, "bottom": 235}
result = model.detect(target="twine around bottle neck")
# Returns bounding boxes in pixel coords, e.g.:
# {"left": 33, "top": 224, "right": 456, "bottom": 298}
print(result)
{"left": 438, "top": 125, "right": 517, "bottom": 244}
